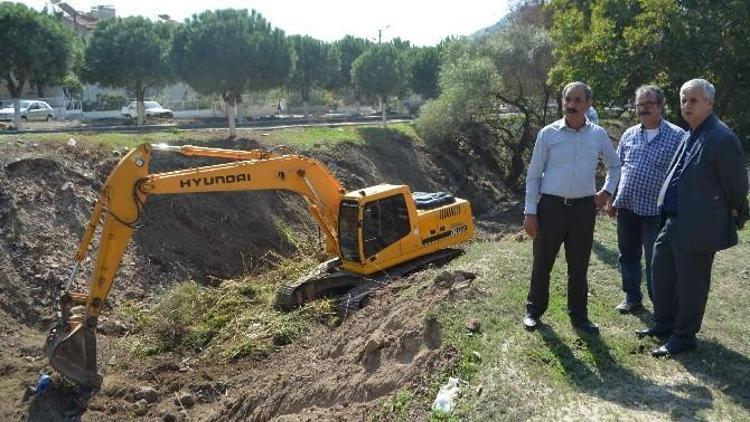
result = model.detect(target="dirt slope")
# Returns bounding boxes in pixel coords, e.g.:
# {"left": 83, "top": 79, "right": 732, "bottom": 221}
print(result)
{"left": 0, "top": 132, "right": 513, "bottom": 421}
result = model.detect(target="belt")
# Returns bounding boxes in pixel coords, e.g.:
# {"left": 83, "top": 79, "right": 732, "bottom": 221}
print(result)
{"left": 542, "top": 194, "right": 594, "bottom": 206}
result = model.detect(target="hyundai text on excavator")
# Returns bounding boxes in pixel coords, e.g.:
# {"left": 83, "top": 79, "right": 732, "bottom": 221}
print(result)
{"left": 46, "top": 143, "right": 474, "bottom": 387}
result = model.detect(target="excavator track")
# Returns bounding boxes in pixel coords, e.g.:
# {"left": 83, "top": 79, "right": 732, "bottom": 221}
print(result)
{"left": 275, "top": 248, "right": 464, "bottom": 314}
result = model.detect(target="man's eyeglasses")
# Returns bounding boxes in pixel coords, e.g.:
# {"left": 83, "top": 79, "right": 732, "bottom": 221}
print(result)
{"left": 636, "top": 101, "right": 659, "bottom": 108}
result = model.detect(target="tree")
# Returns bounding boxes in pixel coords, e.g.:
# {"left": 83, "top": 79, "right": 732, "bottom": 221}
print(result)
{"left": 332, "top": 35, "right": 372, "bottom": 111}
{"left": 408, "top": 46, "right": 442, "bottom": 100}
{"left": 85, "top": 16, "right": 174, "bottom": 126}
{"left": 417, "top": 24, "right": 555, "bottom": 188}
{"left": 171, "top": 9, "right": 292, "bottom": 137}
{"left": 288, "top": 35, "right": 340, "bottom": 116}
{"left": 548, "top": 0, "right": 642, "bottom": 108}
{"left": 548, "top": 0, "right": 750, "bottom": 148}
{"left": 351, "top": 43, "right": 407, "bottom": 126}
{"left": 0, "top": 3, "right": 76, "bottom": 128}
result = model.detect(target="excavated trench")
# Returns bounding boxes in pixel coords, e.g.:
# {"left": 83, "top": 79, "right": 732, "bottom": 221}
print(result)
{"left": 0, "top": 132, "right": 515, "bottom": 421}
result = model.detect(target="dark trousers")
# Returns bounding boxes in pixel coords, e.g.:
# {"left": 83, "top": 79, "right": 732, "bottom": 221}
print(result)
{"left": 617, "top": 208, "right": 660, "bottom": 304}
{"left": 527, "top": 195, "right": 596, "bottom": 321}
{"left": 651, "top": 216, "right": 715, "bottom": 343}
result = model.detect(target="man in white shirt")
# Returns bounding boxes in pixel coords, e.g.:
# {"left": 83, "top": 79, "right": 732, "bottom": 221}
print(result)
{"left": 522, "top": 81, "right": 621, "bottom": 334}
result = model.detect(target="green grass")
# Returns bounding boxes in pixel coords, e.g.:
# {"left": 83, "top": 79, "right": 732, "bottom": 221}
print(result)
{"left": 257, "top": 122, "right": 420, "bottom": 149}
{"left": 2, "top": 122, "right": 420, "bottom": 151}
{"left": 423, "top": 215, "right": 750, "bottom": 421}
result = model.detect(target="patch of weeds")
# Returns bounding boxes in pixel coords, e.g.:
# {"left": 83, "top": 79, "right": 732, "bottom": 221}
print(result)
{"left": 238, "top": 284, "right": 257, "bottom": 299}
{"left": 128, "top": 339, "right": 160, "bottom": 357}
{"left": 297, "top": 298, "right": 338, "bottom": 326}
{"left": 379, "top": 389, "right": 414, "bottom": 419}
{"left": 429, "top": 409, "right": 459, "bottom": 421}
{"left": 220, "top": 340, "right": 273, "bottom": 361}
{"left": 113, "top": 301, "right": 151, "bottom": 328}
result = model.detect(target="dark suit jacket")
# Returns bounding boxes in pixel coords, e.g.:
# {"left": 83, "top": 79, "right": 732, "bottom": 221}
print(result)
{"left": 664, "top": 114, "right": 749, "bottom": 253}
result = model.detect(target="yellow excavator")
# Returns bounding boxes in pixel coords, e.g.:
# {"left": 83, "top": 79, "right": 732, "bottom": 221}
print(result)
{"left": 45, "top": 143, "right": 474, "bottom": 387}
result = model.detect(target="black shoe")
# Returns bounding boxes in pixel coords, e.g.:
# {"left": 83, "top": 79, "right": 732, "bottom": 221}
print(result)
{"left": 651, "top": 340, "right": 697, "bottom": 357}
{"left": 522, "top": 314, "right": 540, "bottom": 331}
{"left": 615, "top": 300, "right": 643, "bottom": 314}
{"left": 572, "top": 318, "right": 600, "bottom": 335}
{"left": 635, "top": 327, "right": 672, "bottom": 338}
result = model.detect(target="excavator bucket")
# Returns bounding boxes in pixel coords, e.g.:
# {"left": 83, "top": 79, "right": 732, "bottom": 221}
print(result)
{"left": 46, "top": 321, "right": 102, "bottom": 387}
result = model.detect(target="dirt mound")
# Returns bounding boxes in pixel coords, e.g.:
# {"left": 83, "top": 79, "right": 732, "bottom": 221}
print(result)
{"left": 210, "top": 271, "right": 466, "bottom": 421}
{"left": 45, "top": 269, "right": 473, "bottom": 421}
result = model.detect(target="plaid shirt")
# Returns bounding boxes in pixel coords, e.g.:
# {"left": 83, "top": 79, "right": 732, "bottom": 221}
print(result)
{"left": 612, "top": 119, "right": 685, "bottom": 216}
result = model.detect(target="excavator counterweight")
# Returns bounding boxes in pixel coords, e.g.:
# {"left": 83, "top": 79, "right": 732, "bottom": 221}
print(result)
{"left": 46, "top": 143, "right": 475, "bottom": 387}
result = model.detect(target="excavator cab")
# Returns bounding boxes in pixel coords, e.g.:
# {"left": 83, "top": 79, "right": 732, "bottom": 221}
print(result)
{"left": 338, "top": 191, "right": 412, "bottom": 265}
{"left": 335, "top": 184, "right": 473, "bottom": 276}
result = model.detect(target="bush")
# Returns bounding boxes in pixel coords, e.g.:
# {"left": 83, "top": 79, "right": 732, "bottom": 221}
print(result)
{"left": 83, "top": 92, "right": 128, "bottom": 111}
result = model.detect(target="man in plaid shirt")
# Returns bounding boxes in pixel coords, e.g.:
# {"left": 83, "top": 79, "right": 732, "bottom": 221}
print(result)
{"left": 607, "top": 85, "right": 685, "bottom": 313}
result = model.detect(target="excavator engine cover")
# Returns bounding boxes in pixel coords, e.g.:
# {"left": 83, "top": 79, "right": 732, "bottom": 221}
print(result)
{"left": 46, "top": 321, "right": 102, "bottom": 388}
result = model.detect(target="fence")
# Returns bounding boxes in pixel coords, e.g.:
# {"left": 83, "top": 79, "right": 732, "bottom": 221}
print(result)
{"left": 0, "top": 95, "right": 378, "bottom": 121}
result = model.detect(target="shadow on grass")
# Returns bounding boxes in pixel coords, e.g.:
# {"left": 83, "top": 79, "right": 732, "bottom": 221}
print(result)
{"left": 677, "top": 340, "right": 750, "bottom": 411}
{"left": 592, "top": 239, "right": 619, "bottom": 269}
{"left": 538, "top": 327, "right": 713, "bottom": 419}
{"left": 630, "top": 306, "right": 655, "bottom": 327}
{"left": 356, "top": 126, "right": 408, "bottom": 145}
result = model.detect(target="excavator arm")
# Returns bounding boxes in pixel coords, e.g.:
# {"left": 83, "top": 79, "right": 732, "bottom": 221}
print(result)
{"left": 47, "top": 143, "right": 345, "bottom": 387}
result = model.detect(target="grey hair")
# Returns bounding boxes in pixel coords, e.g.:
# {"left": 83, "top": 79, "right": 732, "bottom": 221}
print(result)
{"left": 680, "top": 79, "right": 715, "bottom": 101}
{"left": 635, "top": 85, "right": 665, "bottom": 105}
{"left": 562, "top": 81, "right": 593, "bottom": 101}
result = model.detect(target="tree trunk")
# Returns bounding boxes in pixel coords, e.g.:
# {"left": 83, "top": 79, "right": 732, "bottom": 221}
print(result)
{"left": 225, "top": 100, "right": 237, "bottom": 138}
{"left": 379, "top": 96, "right": 386, "bottom": 127}
{"left": 303, "top": 100, "right": 309, "bottom": 117}
{"left": 136, "top": 82, "right": 145, "bottom": 126}
{"left": 13, "top": 98, "right": 22, "bottom": 129}
{"left": 5, "top": 73, "right": 25, "bottom": 129}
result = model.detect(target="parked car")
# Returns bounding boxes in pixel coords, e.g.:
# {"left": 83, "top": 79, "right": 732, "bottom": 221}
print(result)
{"left": 0, "top": 100, "right": 55, "bottom": 122}
{"left": 121, "top": 101, "right": 174, "bottom": 119}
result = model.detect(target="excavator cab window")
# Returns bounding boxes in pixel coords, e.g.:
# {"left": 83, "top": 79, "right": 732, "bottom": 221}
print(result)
{"left": 363, "top": 194, "right": 411, "bottom": 259}
{"left": 338, "top": 200, "right": 361, "bottom": 263}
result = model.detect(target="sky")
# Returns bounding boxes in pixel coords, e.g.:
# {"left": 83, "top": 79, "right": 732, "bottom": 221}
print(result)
{"left": 18, "top": 0, "right": 509, "bottom": 46}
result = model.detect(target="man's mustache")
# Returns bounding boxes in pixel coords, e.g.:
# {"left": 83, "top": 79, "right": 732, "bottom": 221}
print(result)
{"left": 565, "top": 108, "right": 578, "bottom": 114}
{"left": 638, "top": 111, "right": 651, "bottom": 116}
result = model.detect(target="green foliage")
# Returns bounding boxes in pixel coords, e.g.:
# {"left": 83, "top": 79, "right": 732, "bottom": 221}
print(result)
{"left": 288, "top": 35, "right": 340, "bottom": 103}
{"left": 170, "top": 9, "right": 292, "bottom": 104}
{"left": 332, "top": 35, "right": 372, "bottom": 89}
{"left": 83, "top": 92, "right": 128, "bottom": 111}
{"left": 416, "top": 44, "right": 501, "bottom": 143}
{"left": 417, "top": 25, "right": 554, "bottom": 187}
{"left": 84, "top": 16, "right": 174, "bottom": 101}
{"left": 548, "top": 0, "right": 750, "bottom": 147}
{"left": 0, "top": 3, "right": 76, "bottom": 98}
{"left": 351, "top": 43, "right": 408, "bottom": 102}
{"left": 408, "top": 46, "right": 442, "bottom": 99}
{"left": 61, "top": 74, "right": 83, "bottom": 100}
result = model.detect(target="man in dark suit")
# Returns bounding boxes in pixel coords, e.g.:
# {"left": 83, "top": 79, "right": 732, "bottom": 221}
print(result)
{"left": 638, "top": 78, "right": 749, "bottom": 356}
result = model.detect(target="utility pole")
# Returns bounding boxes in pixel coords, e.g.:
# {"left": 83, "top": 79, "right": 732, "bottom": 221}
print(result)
{"left": 377, "top": 25, "right": 390, "bottom": 43}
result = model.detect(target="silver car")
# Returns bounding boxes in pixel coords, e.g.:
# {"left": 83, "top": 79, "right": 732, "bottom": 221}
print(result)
{"left": 0, "top": 100, "right": 55, "bottom": 122}
{"left": 121, "top": 101, "right": 174, "bottom": 119}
